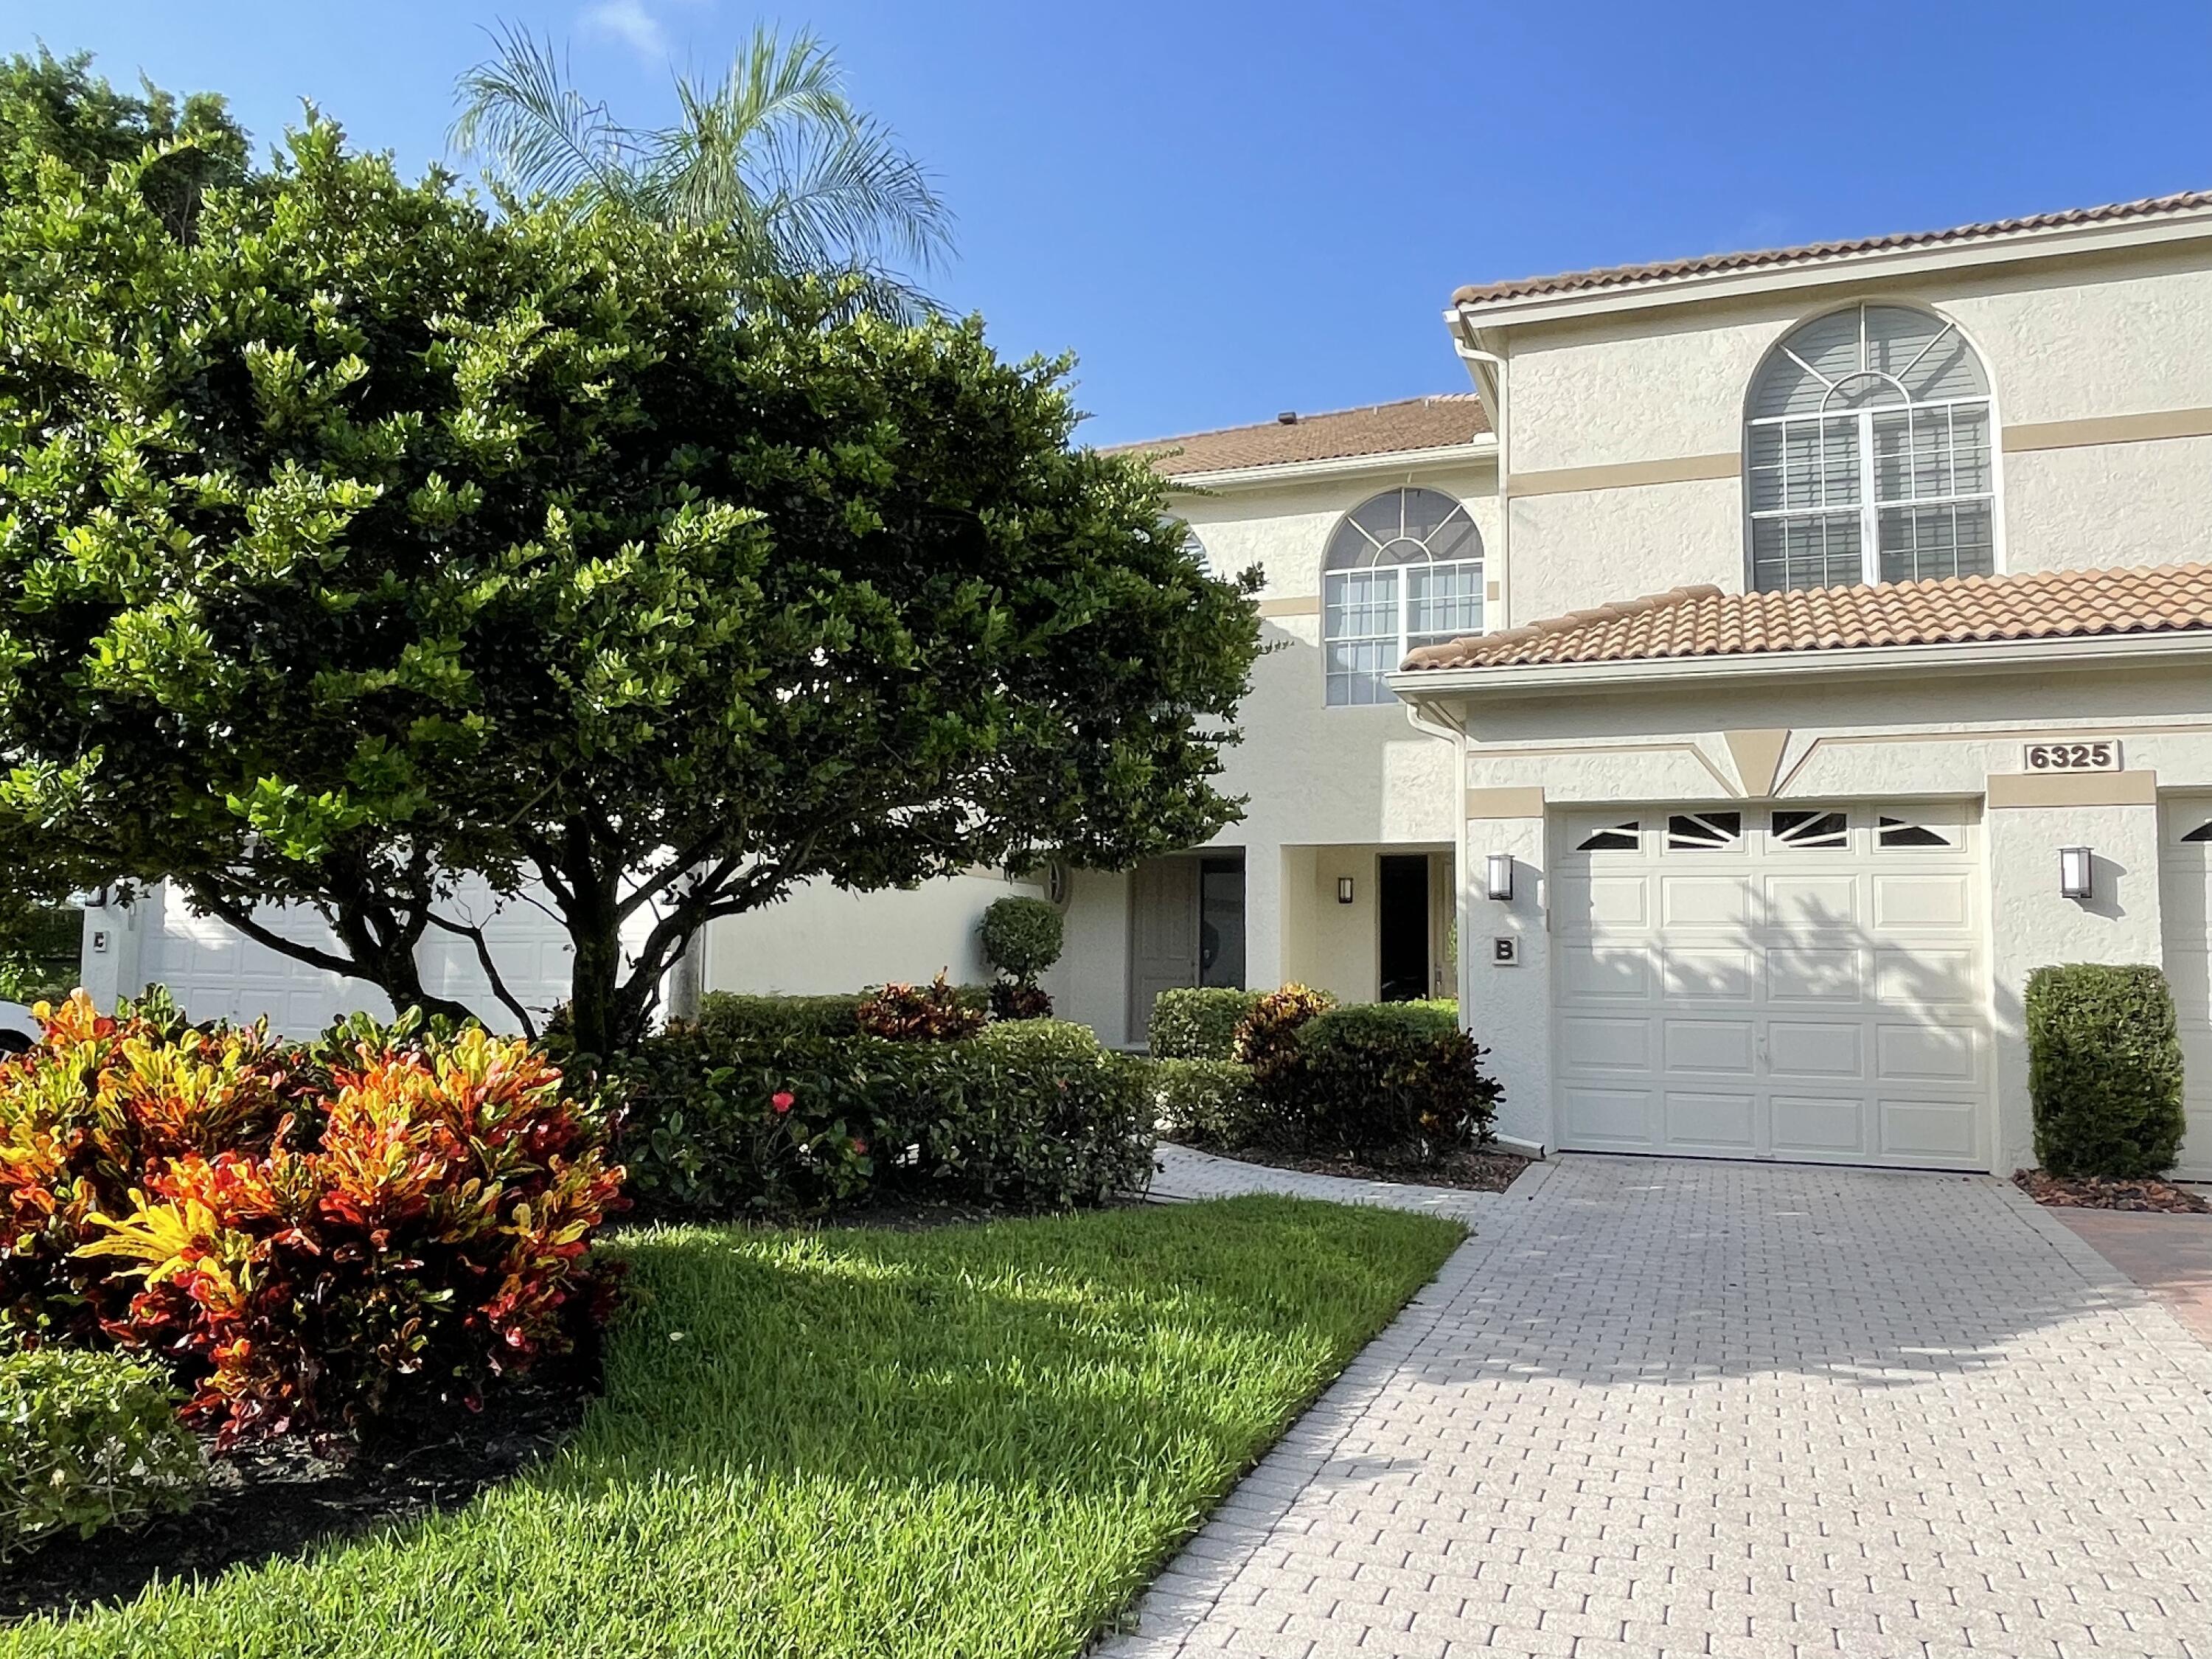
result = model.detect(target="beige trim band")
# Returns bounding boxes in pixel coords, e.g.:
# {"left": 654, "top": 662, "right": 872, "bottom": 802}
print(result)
{"left": 1256, "top": 595, "right": 1320, "bottom": 619}
{"left": 1722, "top": 728, "right": 1791, "bottom": 799}
{"left": 1467, "top": 785, "right": 1546, "bottom": 819}
{"left": 1500, "top": 408, "right": 2212, "bottom": 506}
{"left": 2002, "top": 407, "right": 2212, "bottom": 453}
{"left": 1986, "top": 769, "right": 2157, "bottom": 808}
{"left": 1506, "top": 451, "right": 1739, "bottom": 500}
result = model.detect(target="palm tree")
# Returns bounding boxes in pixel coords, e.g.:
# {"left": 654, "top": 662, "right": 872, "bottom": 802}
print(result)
{"left": 450, "top": 23, "right": 953, "bottom": 321}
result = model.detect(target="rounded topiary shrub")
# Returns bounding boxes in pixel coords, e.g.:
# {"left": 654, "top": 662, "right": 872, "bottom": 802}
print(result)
{"left": 980, "top": 897, "right": 1064, "bottom": 985}
{"left": 2025, "top": 962, "right": 2186, "bottom": 1178}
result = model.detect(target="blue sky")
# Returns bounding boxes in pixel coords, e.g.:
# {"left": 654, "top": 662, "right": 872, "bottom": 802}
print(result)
{"left": 13, "top": 1, "right": 2211, "bottom": 445}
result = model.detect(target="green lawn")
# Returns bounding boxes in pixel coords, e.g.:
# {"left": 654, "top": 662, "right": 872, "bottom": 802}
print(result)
{"left": 3, "top": 1196, "right": 1463, "bottom": 1658}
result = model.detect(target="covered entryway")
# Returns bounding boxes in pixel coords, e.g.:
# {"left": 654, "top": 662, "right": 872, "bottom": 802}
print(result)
{"left": 1125, "top": 852, "right": 1247, "bottom": 1038}
{"left": 1551, "top": 802, "right": 1990, "bottom": 1169}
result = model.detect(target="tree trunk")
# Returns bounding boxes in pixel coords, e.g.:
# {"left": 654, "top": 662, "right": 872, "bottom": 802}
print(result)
{"left": 566, "top": 923, "right": 625, "bottom": 1057}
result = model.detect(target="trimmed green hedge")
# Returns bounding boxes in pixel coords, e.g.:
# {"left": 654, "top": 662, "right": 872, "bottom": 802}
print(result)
{"left": 2026, "top": 962, "right": 2186, "bottom": 1178}
{"left": 616, "top": 1020, "right": 1155, "bottom": 1219}
{"left": 1, "top": 1346, "right": 205, "bottom": 1561}
{"left": 1147, "top": 987, "right": 1263, "bottom": 1059}
{"left": 1146, "top": 1057, "right": 1263, "bottom": 1148}
{"left": 695, "top": 985, "right": 991, "bottom": 1045}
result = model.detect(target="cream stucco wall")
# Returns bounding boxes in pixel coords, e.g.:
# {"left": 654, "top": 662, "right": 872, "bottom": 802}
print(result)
{"left": 703, "top": 870, "right": 1046, "bottom": 998}
{"left": 1495, "top": 241, "right": 2212, "bottom": 627}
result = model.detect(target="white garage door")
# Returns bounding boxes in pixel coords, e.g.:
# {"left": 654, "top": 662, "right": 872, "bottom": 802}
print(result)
{"left": 141, "top": 877, "right": 591, "bottom": 1037}
{"left": 1553, "top": 803, "right": 1990, "bottom": 1169}
{"left": 2155, "top": 799, "right": 2212, "bottom": 1179}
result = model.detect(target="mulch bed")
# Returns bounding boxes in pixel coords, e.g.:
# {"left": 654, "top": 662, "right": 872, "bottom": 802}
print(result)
{"left": 1185, "top": 1143, "right": 1531, "bottom": 1193}
{"left": 2014, "top": 1168, "right": 2212, "bottom": 1214}
{"left": 0, "top": 1361, "right": 594, "bottom": 1627}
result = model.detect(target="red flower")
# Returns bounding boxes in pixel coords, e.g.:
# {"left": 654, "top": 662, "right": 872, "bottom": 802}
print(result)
{"left": 850, "top": 1137, "right": 869, "bottom": 1155}
{"left": 771, "top": 1091, "right": 795, "bottom": 1115}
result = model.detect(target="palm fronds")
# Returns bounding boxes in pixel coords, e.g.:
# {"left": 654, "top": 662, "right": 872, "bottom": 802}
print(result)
{"left": 450, "top": 21, "right": 953, "bottom": 317}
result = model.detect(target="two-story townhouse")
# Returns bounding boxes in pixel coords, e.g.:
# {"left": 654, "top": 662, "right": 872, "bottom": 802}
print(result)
{"left": 83, "top": 187, "right": 2212, "bottom": 1188}
{"left": 1399, "top": 189, "right": 2212, "bottom": 1180}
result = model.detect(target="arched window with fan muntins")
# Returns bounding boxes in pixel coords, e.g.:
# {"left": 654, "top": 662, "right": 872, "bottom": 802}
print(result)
{"left": 1744, "top": 304, "right": 1998, "bottom": 594}
{"left": 1321, "top": 487, "right": 1482, "bottom": 705}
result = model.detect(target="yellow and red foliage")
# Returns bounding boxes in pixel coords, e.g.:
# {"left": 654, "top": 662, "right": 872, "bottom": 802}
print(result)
{"left": 0, "top": 993, "right": 622, "bottom": 1446}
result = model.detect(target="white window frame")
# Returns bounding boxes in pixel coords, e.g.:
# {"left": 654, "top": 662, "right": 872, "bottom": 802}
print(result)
{"left": 1321, "top": 489, "right": 1483, "bottom": 706}
{"left": 1744, "top": 305, "right": 2003, "bottom": 594}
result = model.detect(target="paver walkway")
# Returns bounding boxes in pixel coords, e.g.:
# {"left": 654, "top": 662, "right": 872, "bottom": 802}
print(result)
{"left": 1152, "top": 1143, "right": 1518, "bottom": 1223}
{"left": 1105, "top": 1154, "right": 2212, "bottom": 1658}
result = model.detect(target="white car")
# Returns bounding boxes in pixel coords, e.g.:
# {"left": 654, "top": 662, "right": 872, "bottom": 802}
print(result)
{"left": 0, "top": 1001, "right": 39, "bottom": 1054}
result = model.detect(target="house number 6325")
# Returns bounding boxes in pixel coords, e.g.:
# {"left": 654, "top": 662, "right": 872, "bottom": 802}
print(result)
{"left": 2023, "top": 740, "right": 2120, "bottom": 772}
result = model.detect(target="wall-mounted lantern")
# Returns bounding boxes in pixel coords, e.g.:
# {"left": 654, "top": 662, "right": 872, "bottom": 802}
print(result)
{"left": 1484, "top": 852, "right": 1514, "bottom": 902}
{"left": 1336, "top": 875, "right": 1354, "bottom": 905}
{"left": 2059, "top": 845, "right": 2094, "bottom": 901}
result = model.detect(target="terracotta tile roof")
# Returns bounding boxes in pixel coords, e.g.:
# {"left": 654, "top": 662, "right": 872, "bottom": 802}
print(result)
{"left": 1106, "top": 394, "right": 1490, "bottom": 477}
{"left": 1451, "top": 189, "right": 2212, "bottom": 310}
{"left": 1399, "top": 563, "right": 2212, "bottom": 675}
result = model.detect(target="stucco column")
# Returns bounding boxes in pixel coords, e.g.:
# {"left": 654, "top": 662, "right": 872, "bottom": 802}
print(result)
{"left": 76, "top": 885, "right": 150, "bottom": 1012}
{"left": 1464, "top": 788, "right": 1551, "bottom": 1152}
{"left": 1984, "top": 772, "right": 2163, "bottom": 1172}
{"left": 1243, "top": 845, "right": 1283, "bottom": 995}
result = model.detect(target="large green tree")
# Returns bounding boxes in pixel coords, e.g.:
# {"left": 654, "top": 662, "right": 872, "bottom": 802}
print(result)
{"left": 0, "top": 119, "right": 1259, "bottom": 1053}
{"left": 0, "top": 46, "right": 247, "bottom": 237}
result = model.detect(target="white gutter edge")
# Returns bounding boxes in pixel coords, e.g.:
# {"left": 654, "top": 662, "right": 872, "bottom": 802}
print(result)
{"left": 1158, "top": 437, "right": 1498, "bottom": 492}
{"left": 1387, "top": 626, "right": 2212, "bottom": 699}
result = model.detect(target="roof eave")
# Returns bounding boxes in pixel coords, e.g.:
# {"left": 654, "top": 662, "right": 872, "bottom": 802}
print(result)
{"left": 1448, "top": 206, "right": 2212, "bottom": 330}
{"left": 1159, "top": 437, "right": 1499, "bottom": 491}
{"left": 1389, "top": 626, "right": 2212, "bottom": 700}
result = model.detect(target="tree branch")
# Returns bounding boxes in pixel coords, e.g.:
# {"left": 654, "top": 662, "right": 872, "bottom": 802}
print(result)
{"left": 422, "top": 909, "right": 540, "bottom": 1038}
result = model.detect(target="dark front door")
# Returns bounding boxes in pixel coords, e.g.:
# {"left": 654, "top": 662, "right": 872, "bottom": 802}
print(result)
{"left": 1377, "top": 854, "right": 1429, "bottom": 1002}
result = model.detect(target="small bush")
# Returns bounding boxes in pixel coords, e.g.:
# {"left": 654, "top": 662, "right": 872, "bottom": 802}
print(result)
{"left": 695, "top": 992, "right": 869, "bottom": 1043}
{"left": 1149, "top": 987, "right": 1263, "bottom": 1059}
{"left": 980, "top": 897, "right": 1064, "bottom": 985}
{"left": 857, "top": 973, "right": 989, "bottom": 1042}
{"left": 1233, "top": 984, "right": 1335, "bottom": 1076}
{"left": 0, "top": 994, "right": 625, "bottom": 1446}
{"left": 989, "top": 980, "right": 1054, "bottom": 1022}
{"left": 0, "top": 1346, "right": 206, "bottom": 1561}
{"left": 2026, "top": 963, "right": 2186, "bottom": 1178}
{"left": 1147, "top": 1057, "right": 1263, "bottom": 1149}
{"left": 1284, "top": 1004, "right": 1500, "bottom": 1155}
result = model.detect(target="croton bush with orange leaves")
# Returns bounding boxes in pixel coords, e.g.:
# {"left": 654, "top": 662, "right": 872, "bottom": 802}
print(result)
{"left": 0, "top": 993, "right": 624, "bottom": 1447}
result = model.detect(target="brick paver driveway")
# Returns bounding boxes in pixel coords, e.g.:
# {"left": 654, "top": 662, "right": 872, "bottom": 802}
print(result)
{"left": 1106, "top": 1155, "right": 2212, "bottom": 1658}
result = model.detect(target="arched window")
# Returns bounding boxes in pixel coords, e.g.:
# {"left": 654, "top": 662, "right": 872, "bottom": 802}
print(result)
{"left": 1745, "top": 305, "right": 1994, "bottom": 593}
{"left": 1322, "top": 487, "right": 1482, "bottom": 705}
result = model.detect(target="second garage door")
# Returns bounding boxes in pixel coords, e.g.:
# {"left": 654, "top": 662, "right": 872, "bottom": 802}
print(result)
{"left": 1553, "top": 803, "right": 1989, "bottom": 1170}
